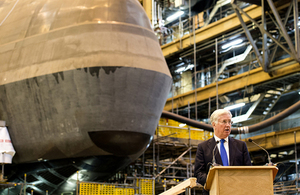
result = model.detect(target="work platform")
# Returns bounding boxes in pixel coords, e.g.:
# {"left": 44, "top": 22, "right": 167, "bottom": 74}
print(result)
{"left": 164, "top": 57, "right": 300, "bottom": 111}
{"left": 161, "top": 5, "right": 261, "bottom": 57}
{"left": 161, "top": 1, "right": 300, "bottom": 112}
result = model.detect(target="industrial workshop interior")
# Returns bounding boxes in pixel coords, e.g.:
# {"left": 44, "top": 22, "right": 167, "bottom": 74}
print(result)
{"left": 0, "top": 0, "right": 299, "bottom": 194}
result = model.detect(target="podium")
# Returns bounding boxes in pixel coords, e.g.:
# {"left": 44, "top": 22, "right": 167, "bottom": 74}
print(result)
{"left": 205, "top": 166, "right": 278, "bottom": 195}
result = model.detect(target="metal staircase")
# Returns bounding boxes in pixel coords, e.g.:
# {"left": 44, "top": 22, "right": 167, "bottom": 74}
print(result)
{"left": 252, "top": 88, "right": 285, "bottom": 120}
{"left": 214, "top": 45, "right": 253, "bottom": 83}
{"left": 232, "top": 87, "right": 285, "bottom": 124}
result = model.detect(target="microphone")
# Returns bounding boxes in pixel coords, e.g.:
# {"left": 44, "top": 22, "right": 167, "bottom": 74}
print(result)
{"left": 248, "top": 139, "right": 274, "bottom": 166}
{"left": 212, "top": 141, "right": 221, "bottom": 166}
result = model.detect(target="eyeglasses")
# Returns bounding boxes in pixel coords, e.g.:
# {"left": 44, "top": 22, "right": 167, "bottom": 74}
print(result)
{"left": 218, "top": 120, "right": 233, "bottom": 125}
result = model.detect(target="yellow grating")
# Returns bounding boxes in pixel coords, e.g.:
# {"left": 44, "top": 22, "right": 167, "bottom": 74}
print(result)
{"left": 115, "top": 188, "right": 134, "bottom": 195}
{"left": 136, "top": 179, "right": 154, "bottom": 195}
{"left": 80, "top": 183, "right": 101, "bottom": 195}
{"left": 79, "top": 183, "right": 134, "bottom": 195}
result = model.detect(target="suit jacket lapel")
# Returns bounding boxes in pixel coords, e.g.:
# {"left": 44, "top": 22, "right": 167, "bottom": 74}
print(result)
{"left": 207, "top": 138, "right": 215, "bottom": 154}
{"left": 215, "top": 148, "right": 222, "bottom": 165}
{"left": 229, "top": 137, "right": 236, "bottom": 166}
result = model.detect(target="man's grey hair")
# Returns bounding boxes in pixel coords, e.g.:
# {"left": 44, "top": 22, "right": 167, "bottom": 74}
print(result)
{"left": 210, "top": 109, "right": 232, "bottom": 124}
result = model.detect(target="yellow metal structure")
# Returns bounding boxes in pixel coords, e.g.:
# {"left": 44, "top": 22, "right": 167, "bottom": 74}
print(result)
{"left": 164, "top": 58, "right": 300, "bottom": 111}
{"left": 136, "top": 179, "right": 154, "bottom": 195}
{"left": 158, "top": 118, "right": 213, "bottom": 140}
{"left": 244, "top": 127, "right": 300, "bottom": 152}
{"left": 79, "top": 183, "right": 134, "bottom": 195}
{"left": 79, "top": 179, "right": 154, "bottom": 195}
{"left": 80, "top": 183, "right": 102, "bottom": 195}
{"left": 161, "top": 5, "right": 261, "bottom": 57}
{"left": 160, "top": 1, "right": 299, "bottom": 112}
{"left": 141, "top": 0, "right": 152, "bottom": 25}
{"left": 161, "top": 2, "right": 292, "bottom": 57}
{"left": 115, "top": 188, "right": 134, "bottom": 195}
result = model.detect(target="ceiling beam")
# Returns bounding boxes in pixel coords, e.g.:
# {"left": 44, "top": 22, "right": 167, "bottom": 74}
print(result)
{"left": 161, "top": 5, "right": 261, "bottom": 57}
{"left": 243, "top": 126, "right": 300, "bottom": 152}
{"left": 164, "top": 58, "right": 300, "bottom": 111}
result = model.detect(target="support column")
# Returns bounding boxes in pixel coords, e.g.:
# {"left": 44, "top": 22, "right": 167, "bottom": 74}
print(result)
{"left": 262, "top": 0, "right": 269, "bottom": 72}
{"left": 294, "top": 0, "right": 300, "bottom": 60}
{"left": 142, "top": 0, "right": 153, "bottom": 26}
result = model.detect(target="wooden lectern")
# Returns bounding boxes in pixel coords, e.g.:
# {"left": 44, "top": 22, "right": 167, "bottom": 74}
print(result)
{"left": 205, "top": 166, "right": 278, "bottom": 195}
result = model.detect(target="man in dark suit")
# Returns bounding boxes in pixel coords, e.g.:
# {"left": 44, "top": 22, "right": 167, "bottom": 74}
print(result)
{"left": 194, "top": 109, "right": 252, "bottom": 194}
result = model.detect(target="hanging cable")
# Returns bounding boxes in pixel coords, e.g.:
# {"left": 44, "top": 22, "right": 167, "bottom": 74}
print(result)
{"left": 161, "top": 99, "right": 300, "bottom": 134}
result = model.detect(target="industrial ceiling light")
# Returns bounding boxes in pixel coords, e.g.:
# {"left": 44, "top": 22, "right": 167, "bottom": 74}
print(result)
{"left": 186, "top": 64, "right": 194, "bottom": 70}
{"left": 224, "top": 103, "right": 245, "bottom": 110}
{"left": 175, "top": 66, "right": 185, "bottom": 73}
{"left": 288, "top": 150, "right": 294, "bottom": 155}
{"left": 221, "top": 39, "right": 243, "bottom": 49}
{"left": 167, "top": 11, "right": 184, "bottom": 22}
{"left": 174, "top": 64, "right": 194, "bottom": 74}
{"left": 279, "top": 151, "right": 288, "bottom": 155}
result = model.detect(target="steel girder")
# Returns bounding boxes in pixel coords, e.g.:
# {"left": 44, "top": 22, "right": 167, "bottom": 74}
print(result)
{"left": 231, "top": 0, "right": 300, "bottom": 74}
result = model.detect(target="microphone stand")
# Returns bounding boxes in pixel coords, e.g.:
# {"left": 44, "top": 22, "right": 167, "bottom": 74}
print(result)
{"left": 212, "top": 141, "right": 221, "bottom": 167}
{"left": 248, "top": 139, "right": 274, "bottom": 166}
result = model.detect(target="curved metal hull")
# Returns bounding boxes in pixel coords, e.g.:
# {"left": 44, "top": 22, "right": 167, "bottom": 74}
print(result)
{"left": 1, "top": 66, "right": 171, "bottom": 163}
{"left": 0, "top": 0, "right": 171, "bottom": 180}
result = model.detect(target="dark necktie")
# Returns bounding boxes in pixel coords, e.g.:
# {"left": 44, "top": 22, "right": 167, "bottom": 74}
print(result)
{"left": 220, "top": 139, "right": 229, "bottom": 166}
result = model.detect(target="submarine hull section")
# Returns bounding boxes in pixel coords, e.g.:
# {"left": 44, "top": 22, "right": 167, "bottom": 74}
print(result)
{"left": 0, "top": 66, "right": 171, "bottom": 163}
{"left": 0, "top": 0, "right": 172, "bottom": 172}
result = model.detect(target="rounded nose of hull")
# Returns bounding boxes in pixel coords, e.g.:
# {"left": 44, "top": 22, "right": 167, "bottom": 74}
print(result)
{"left": 88, "top": 131, "right": 152, "bottom": 156}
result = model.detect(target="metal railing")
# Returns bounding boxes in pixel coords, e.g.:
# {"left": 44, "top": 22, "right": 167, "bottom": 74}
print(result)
{"left": 155, "top": 2, "right": 250, "bottom": 46}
